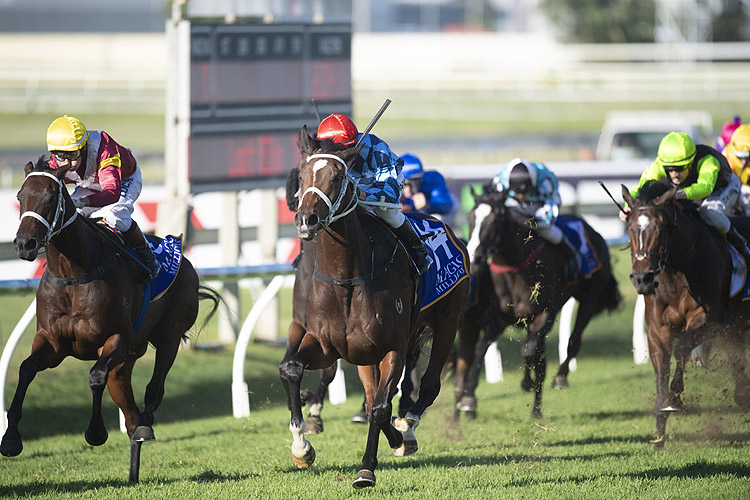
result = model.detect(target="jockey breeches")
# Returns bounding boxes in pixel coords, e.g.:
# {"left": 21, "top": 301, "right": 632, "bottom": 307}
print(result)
{"left": 81, "top": 168, "right": 143, "bottom": 232}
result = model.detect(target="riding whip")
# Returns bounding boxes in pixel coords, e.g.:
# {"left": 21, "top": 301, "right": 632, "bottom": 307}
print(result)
{"left": 598, "top": 181, "right": 626, "bottom": 214}
{"left": 355, "top": 99, "right": 392, "bottom": 146}
{"left": 311, "top": 98, "right": 321, "bottom": 124}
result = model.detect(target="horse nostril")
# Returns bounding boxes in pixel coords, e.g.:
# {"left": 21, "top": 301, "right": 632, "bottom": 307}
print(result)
{"left": 307, "top": 214, "right": 319, "bottom": 227}
{"left": 24, "top": 239, "right": 38, "bottom": 251}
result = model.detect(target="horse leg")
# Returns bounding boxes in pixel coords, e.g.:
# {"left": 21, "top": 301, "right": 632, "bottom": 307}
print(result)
{"left": 397, "top": 349, "right": 420, "bottom": 417}
{"left": 1, "top": 335, "right": 63, "bottom": 457}
{"left": 668, "top": 329, "right": 707, "bottom": 411}
{"left": 460, "top": 318, "right": 500, "bottom": 418}
{"left": 553, "top": 300, "right": 594, "bottom": 389}
{"left": 647, "top": 325, "right": 673, "bottom": 447}
{"left": 105, "top": 356, "right": 143, "bottom": 482}
{"left": 352, "top": 364, "right": 382, "bottom": 487}
{"left": 453, "top": 309, "right": 480, "bottom": 419}
{"left": 86, "top": 334, "right": 128, "bottom": 447}
{"left": 716, "top": 330, "right": 750, "bottom": 408}
{"left": 279, "top": 336, "right": 331, "bottom": 469}
{"left": 304, "top": 364, "right": 337, "bottom": 434}
{"left": 525, "top": 317, "right": 552, "bottom": 419}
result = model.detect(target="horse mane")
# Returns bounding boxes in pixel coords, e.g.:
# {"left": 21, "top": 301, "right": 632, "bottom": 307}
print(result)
{"left": 635, "top": 179, "right": 673, "bottom": 203}
{"left": 32, "top": 155, "right": 53, "bottom": 172}
{"left": 317, "top": 138, "right": 350, "bottom": 154}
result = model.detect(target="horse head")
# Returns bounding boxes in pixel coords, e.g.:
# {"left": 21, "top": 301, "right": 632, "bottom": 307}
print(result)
{"left": 621, "top": 181, "right": 679, "bottom": 295}
{"left": 294, "top": 125, "right": 362, "bottom": 240}
{"left": 14, "top": 157, "right": 75, "bottom": 261}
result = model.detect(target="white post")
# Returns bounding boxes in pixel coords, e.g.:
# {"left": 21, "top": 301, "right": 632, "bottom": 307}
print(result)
{"left": 254, "top": 189, "right": 280, "bottom": 342}
{"left": 327, "top": 360, "right": 347, "bottom": 405}
{"left": 633, "top": 294, "right": 649, "bottom": 364}
{"left": 484, "top": 341, "right": 504, "bottom": 383}
{"left": 0, "top": 299, "right": 36, "bottom": 435}
{"left": 232, "top": 274, "right": 286, "bottom": 418}
{"left": 558, "top": 298, "right": 577, "bottom": 372}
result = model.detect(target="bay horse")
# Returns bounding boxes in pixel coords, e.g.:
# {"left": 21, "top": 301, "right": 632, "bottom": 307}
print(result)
{"left": 279, "top": 127, "right": 470, "bottom": 488}
{"left": 465, "top": 187, "right": 621, "bottom": 418}
{"left": 1, "top": 158, "right": 221, "bottom": 482}
{"left": 622, "top": 180, "right": 750, "bottom": 446}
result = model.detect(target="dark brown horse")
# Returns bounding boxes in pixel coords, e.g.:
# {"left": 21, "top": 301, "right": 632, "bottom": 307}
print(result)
{"left": 1, "top": 158, "right": 220, "bottom": 481}
{"left": 279, "top": 127, "right": 470, "bottom": 488}
{"left": 622, "top": 181, "right": 750, "bottom": 445}
{"left": 465, "top": 187, "right": 621, "bottom": 418}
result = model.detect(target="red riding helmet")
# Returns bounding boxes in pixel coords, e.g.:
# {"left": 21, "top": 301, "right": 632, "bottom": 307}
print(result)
{"left": 316, "top": 114, "right": 358, "bottom": 145}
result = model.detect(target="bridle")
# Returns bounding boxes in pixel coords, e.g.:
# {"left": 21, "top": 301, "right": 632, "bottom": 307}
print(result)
{"left": 19, "top": 171, "right": 78, "bottom": 250}
{"left": 297, "top": 153, "right": 358, "bottom": 229}
{"left": 628, "top": 204, "right": 676, "bottom": 275}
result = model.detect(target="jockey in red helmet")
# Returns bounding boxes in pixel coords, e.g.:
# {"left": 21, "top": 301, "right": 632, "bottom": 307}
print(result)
{"left": 315, "top": 113, "right": 432, "bottom": 275}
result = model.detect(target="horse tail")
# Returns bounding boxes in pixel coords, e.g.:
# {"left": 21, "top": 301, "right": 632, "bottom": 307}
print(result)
{"left": 597, "top": 274, "right": 622, "bottom": 314}
{"left": 189, "top": 283, "right": 223, "bottom": 339}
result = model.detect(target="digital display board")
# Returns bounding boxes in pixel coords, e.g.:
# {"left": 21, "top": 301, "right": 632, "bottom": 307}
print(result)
{"left": 188, "top": 22, "right": 352, "bottom": 192}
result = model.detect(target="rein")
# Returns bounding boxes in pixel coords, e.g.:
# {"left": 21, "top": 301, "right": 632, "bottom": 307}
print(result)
{"left": 489, "top": 241, "right": 545, "bottom": 274}
{"left": 313, "top": 238, "right": 399, "bottom": 287}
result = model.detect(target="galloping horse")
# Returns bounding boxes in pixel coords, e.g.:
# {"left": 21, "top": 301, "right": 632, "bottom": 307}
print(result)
{"left": 622, "top": 181, "right": 750, "bottom": 445}
{"left": 279, "top": 127, "right": 470, "bottom": 488}
{"left": 2, "top": 158, "right": 221, "bottom": 481}
{"left": 465, "top": 187, "right": 621, "bottom": 418}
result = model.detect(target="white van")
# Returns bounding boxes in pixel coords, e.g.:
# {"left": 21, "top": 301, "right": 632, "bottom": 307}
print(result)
{"left": 595, "top": 111, "right": 713, "bottom": 161}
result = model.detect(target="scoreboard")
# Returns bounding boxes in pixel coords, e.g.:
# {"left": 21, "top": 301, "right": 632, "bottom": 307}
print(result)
{"left": 187, "top": 22, "right": 352, "bottom": 192}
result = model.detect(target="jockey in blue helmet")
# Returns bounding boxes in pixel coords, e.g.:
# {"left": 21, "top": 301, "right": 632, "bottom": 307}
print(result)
{"left": 400, "top": 153, "right": 457, "bottom": 224}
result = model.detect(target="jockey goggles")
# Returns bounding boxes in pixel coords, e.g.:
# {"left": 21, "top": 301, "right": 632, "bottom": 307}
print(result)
{"left": 51, "top": 150, "right": 82, "bottom": 162}
{"left": 735, "top": 149, "right": 750, "bottom": 159}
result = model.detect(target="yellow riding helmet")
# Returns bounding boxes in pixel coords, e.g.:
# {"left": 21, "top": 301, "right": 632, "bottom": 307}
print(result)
{"left": 47, "top": 115, "right": 88, "bottom": 152}
{"left": 657, "top": 131, "right": 696, "bottom": 168}
{"left": 730, "top": 124, "right": 750, "bottom": 153}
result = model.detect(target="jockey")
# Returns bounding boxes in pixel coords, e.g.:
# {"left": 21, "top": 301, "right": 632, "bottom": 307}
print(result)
{"left": 620, "top": 131, "right": 749, "bottom": 260}
{"left": 492, "top": 157, "right": 580, "bottom": 281}
{"left": 316, "top": 113, "right": 432, "bottom": 275}
{"left": 400, "top": 153, "right": 458, "bottom": 226}
{"left": 46, "top": 115, "right": 160, "bottom": 280}
{"left": 716, "top": 115, "right": 743, "bottom": 152}
{"left": 724, "top": 124, "right": 750, "bottom": 215}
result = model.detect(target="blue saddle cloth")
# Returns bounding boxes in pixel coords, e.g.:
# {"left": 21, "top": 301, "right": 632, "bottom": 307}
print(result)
{"left": 555, "top": 215, "right": 602, "bottom": 278}
{"left": 142, "top": 234, "right": 183, "bottom": 302}
{"left": 403, "top": 213, "right": 470, "bottom": 311}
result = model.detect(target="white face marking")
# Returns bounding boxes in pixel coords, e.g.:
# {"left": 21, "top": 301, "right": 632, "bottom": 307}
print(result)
{"left": 636, "top": 214, "right": 650, "bottom": 251}
{"left": 312, "top": 158, "right": 328, "bottom": 184}
{"left": 467, "top": 203, "right": 491, "bottom": 262}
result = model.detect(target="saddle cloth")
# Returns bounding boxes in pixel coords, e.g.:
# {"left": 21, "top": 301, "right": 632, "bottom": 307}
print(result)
{"left": 404, "top": 212, "right": 470, "bottom": 311}
{"left": 555, "top": 215, "right": 602, "bottom": 278}
{"left": 727, "top": 245, "right": 750, "bottom": 300}
{"left": 100, "top": 224, "right": 183, "bottom": 303}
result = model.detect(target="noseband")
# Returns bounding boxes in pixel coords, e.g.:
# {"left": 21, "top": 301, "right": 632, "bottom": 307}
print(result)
{"left": 20, "top": 171, "right": 78, "bottom": 249}
{"left": 628, "top": 204, "right": 675, "bottom": 275}
{"left": 298, "top": 153, "right": 358, "bottom": 228}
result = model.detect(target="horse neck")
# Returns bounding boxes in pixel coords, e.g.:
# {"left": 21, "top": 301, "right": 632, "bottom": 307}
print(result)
{"left": 668, "top": 210, "right": 716, "bottom": 269}
{"left": 46, "top": 215, "right": 103, "bottom": 276}
{"left": 315, "top": 213, "right": 370, "bottom": 279}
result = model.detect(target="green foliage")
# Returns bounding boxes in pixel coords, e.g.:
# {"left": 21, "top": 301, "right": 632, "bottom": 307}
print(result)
{"left": 539, "top": 0, "right": 656, "bottom": 43}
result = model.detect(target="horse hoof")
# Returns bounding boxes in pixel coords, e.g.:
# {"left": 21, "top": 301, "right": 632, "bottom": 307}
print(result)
{"left": 461, "top": 409, "right": 477, "bottom": 420}
{"left": 352, "top": 469, "right": 376, "bottom": 488}
{"left": 132, "top": 426, "right": 156, "bottom": 442}
{"left": 291, "top": 446, "right": 316, "bottom": 469}
{"left": 532, "top": 408, "right": 543, "bottom": 419}
{"left": 649, "top": 436, "right": 666, "bottom": 448}
{"left": 552, "top": 375, "right": 569, "bottom": 389}
{"left": 0, "top": 437, "right": 22, "bottom": 457}
{"left": 520, "top": 379, "right": 535, "bottom": 392}
{"left": 304, "top": 416, "right": 324, "bottom": 434}
{"left": 659, "top": 405, "right": 681, "bottom": 413}
{"left": 393, "top": 439, "right": 418, "bottom": 457}
{"left": 458, "top": 395, "right": 477, "bottom": 413}
{"left": 85, "top": 427, "right": 108, "bottom": 447}
{"left": 350, "top": 410, "right": 368, "bottom": 424}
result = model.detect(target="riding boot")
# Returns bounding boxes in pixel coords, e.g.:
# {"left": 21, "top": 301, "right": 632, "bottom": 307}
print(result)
{"left": 726, "top": 226, "right": 750, "bottom": 262}
{"left": 123, "top": 222, "right": 161, "bottom": 281}
{"left": 558, "top": 234, "right": 581, "bottom": 282}
{"left": 393, "top": 220, "right": 433, "bottom": 275}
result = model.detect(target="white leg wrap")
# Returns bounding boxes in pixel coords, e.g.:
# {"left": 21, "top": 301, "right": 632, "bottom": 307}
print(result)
{"left": 290, "top": 422, "right": 310, "bottom": 455}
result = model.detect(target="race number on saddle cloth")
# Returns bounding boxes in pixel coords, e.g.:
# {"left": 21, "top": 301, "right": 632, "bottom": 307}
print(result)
{"left": 401, "top": 212, "right": 470, "bottom": 311}
{"left": 554, "top": 215, "right": 602, "bottom": 278}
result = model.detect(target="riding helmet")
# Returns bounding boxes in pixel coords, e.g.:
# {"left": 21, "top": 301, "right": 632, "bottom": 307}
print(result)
{"left": 316, "top": 114, "right": 358, "bottom": 145}
{"left": 47, "top": 115, "right": 88, "bottom": 152}
{"left": 401, "top": 153, "right": 424, "bottom": 179}
{"left": 657, "top": 132, "right": 696, "bottom": 169}
{"left": 507, "top": 158, "right": 536, "bottom": 194}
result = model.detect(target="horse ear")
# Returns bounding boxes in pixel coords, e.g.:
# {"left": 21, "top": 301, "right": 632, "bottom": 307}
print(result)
{"left": 654, "top": 187, "right": 677, "bottom": 206}
{"left": 340, "top": 144, "right": 363, "bottom": 167}
{"left": 621, "top": 185, "right": 634, "bottom": 207}
{"left": 23, "top": 161, "right": 34, "bottom": 176}
{"left": 297, "top": 125, "right": 316, "bottom": 155}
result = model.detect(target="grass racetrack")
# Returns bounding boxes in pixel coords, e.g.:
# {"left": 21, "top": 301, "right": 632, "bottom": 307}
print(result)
{"left": 1, "top": 252, "right": 749, "bottom": 499}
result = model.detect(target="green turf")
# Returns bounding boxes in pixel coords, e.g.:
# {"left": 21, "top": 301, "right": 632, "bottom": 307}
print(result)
{"left": 1, "top": 249, "right": 748, "bottom": 498}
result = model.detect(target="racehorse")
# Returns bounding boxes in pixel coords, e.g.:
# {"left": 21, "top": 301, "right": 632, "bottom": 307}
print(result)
{"left": 2, "top": 158, "right": 221, "bottom": 482}
{"left": 622, "top": 181, "right": 750, "bottom": 445}
{"left": 465, "top": 186, "right": 622, "bottom": 418}
{"left": 279, "top": 127, "right": 470, "bottom": 488}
